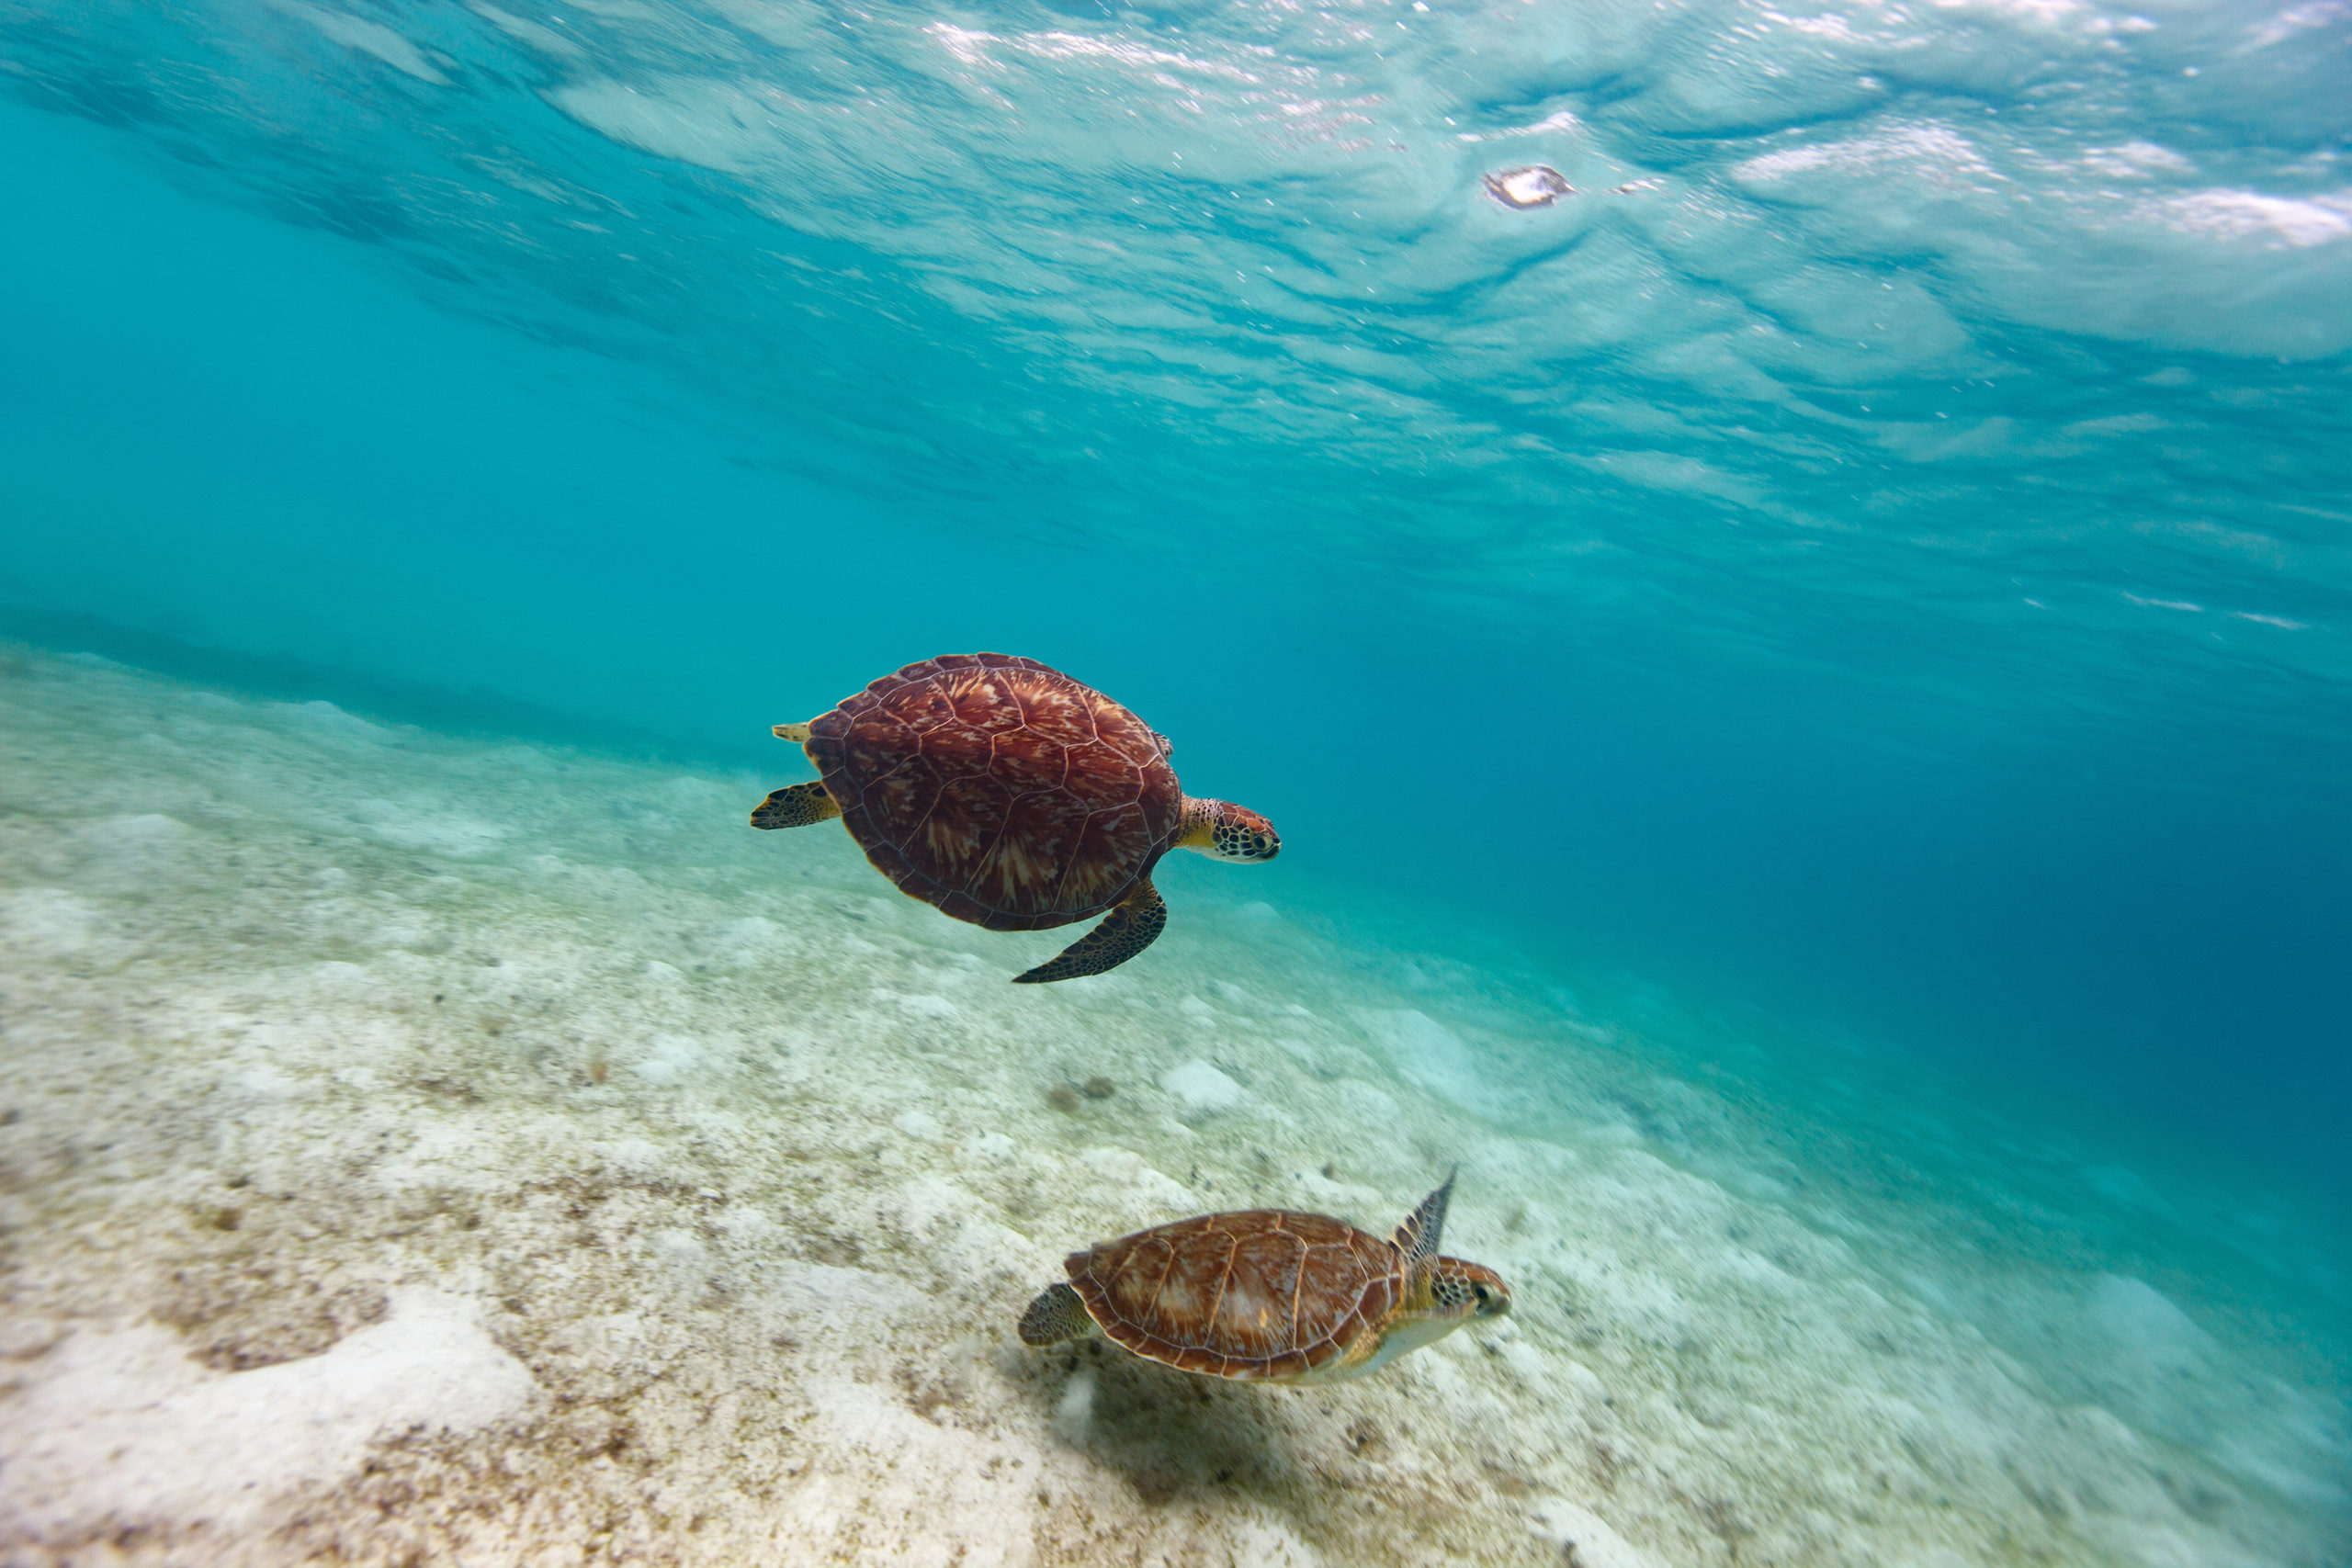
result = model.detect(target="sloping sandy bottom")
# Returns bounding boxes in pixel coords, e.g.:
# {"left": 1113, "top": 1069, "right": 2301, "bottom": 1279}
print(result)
{"left": 1, "top": 650, "right": 2345, "bottom": 1567}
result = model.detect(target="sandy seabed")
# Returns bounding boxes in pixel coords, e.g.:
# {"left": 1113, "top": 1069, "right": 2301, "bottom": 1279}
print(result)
{"left": 0, "top": 650, "right": 2344, "bottom": 1567}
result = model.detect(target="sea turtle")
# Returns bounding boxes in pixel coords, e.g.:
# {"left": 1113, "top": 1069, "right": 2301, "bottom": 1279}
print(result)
{"left": 752, "top": 652, "right": 1279, "bottom": 984}
{"left": 1017, "top": 1172, "right": 1510, "bottom": 1383}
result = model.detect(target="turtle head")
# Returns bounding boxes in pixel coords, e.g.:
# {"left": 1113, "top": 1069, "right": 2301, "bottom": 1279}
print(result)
{"left": 1179, "top": 799, "right": 1281, "bottom": 863}
{"left": 1357, "top": 1256, "right": 1511, "bottom": 1374}
{"left": 1429, "top": 1258, "right": 1512, "bottom": 1324}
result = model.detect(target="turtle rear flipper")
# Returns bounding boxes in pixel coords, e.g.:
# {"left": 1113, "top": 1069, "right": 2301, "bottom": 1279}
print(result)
{"left": 752, "top": 782, "right": 841, "bottom": 829}
{"left": 1013, "top": 882, "right": 1166, "bottom": 984}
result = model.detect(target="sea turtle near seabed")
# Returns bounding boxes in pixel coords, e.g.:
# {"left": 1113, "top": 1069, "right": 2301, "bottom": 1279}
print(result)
{"left": 752, "top": 652, "right": 1280, "bottom": 984}
{"left": 1018, "top": 1172, "right": 1511, "bottom": 1383}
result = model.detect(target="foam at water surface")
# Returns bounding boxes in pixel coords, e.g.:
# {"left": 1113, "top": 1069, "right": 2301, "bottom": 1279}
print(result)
{"left": 0, "top": 652, "right": 2343, "bottom": 1565}
{"left": 4, "top": 0, "right": 2346, "bottom": 677}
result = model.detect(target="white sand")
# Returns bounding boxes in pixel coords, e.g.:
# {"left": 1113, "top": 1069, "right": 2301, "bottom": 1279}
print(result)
{"left": 0, "top": 649, "right": 2343, "bottom": 1565}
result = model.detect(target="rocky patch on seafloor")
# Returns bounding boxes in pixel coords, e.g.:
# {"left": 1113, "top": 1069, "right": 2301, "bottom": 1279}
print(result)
{"left": 1, "top": 652, "right": 2344, "bottom": 1566}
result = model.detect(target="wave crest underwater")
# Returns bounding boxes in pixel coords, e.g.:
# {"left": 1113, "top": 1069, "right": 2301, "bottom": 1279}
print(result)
{"left": 0, "top": 0, "right": 2348, "bottom": 1562}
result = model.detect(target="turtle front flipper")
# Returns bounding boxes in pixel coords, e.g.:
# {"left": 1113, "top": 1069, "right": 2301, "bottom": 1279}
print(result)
{"left": 1393, "top": 1168, "right": 1457, "bottom": 1271}
{"left": 1012, "top": 882, "right": 1167, "bottom": 984}
{"left": 752, "top": 782, "right": 842, "bottom": 829}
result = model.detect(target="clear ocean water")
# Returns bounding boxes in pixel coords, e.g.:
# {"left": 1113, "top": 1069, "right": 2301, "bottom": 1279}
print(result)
{"left": 0, "top": 0, "right": 2346, "bottom": 1563}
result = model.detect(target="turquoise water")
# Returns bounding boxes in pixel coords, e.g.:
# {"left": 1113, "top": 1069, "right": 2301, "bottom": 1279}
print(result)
{"left": 1, "top": 0, "right": 2347, "bottom": 1562}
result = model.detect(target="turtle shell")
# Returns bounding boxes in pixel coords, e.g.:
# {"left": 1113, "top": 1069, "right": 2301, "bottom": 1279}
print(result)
{"left": 1063, "top": 1209, "right": 1403, "bottom": 1381}
{"left": 805, "top": 653, "right": 1182, "bottom": 932}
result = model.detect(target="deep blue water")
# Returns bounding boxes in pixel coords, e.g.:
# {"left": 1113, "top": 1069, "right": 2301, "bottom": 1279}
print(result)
{"left": 2, "top": 0, "right": 2347, "bottom": 1216}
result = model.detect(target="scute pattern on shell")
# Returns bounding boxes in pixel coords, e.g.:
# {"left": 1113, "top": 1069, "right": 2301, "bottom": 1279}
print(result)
{"left": 1065, "top": 1210, "right": 1401, "bottom": 1381}
{"left": 807, "top": 653, "right": 1182, "bottom": 931}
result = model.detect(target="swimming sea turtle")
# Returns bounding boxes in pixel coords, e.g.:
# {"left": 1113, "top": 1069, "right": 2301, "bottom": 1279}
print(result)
{"left": 1018, "top": 1173, "right": 1510, "bottom": 1382}
{"left": 752, "top": 652, "right": 1280, "bottom": 984}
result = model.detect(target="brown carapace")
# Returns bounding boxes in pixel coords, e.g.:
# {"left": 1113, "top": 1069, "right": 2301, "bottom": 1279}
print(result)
{"left": 1019, "top": 1173, "right": 1511, "bottom": 1384}
{"left": 752, "top": 653, "right": 1279, "bottom": 982}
